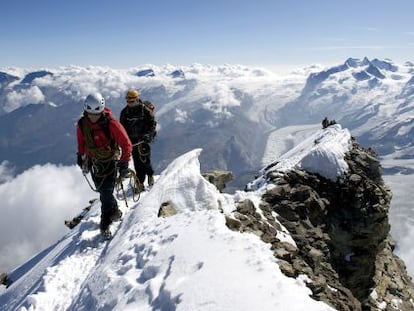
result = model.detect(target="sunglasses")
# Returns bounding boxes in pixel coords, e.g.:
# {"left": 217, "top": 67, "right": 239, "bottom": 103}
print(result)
{"left": 126, "top": 97, "right": 137, "bottom": 101}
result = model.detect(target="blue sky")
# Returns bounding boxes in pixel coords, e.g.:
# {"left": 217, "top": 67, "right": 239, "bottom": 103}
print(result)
{"left": 1, "top": 0, "right": 414, "bottom": 71}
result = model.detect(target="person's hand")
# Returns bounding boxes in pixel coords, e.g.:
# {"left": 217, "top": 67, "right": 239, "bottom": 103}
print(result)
{"left": 117, "top": 161, "right": 129, "bottom": 178}
{"left": 77, "top": 154, "right": 90, "bottom": 173}
{"left": 143, "top": 134, "right": 152, "bottom": 143}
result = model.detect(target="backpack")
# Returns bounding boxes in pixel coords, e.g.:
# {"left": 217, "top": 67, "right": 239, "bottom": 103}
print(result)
{"left": 142, "top": 100, "right": 155, "bottom": 116}
{"left": 143, "top": 101, "right": 157, "bottom": 139}
{"left": 78, "top": 113, "right": 117, "bottom": 150}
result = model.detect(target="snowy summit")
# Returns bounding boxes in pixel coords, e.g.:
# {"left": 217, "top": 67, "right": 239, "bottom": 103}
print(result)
{"left": 252, "top": 124, "right": 351, "bottom": 190}
{"left": 1, "top": 125, "right": 351, "bottom": 310}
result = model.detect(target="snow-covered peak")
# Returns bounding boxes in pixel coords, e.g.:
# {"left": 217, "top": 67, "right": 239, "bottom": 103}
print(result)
{"left": 278, "top": 124, "right": 351, "bottom": 180}
{"left": 250, "top": 124, "right": 352, "bottom": 190}
{"left": 303, "top": 57, "right": 409, "bottom": 94}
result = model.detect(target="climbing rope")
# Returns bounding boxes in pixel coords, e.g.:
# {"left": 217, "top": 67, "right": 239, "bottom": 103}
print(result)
{"left": 133, "top": 141, "right": 151, "bottom": 163}
{"left": 81, "top": 161, "right": 116, "bottom": 193}
{"left": 83, "top": 166, "right": 143, "bottom": 209}
{"left": 82, "top": 171, "right": 98, "bottom": 192}
{"left": 115, "top": 168, "right": 143, "bottom": 204}
{"left": 115, "top": 174, "right": 129, "bottom": 208}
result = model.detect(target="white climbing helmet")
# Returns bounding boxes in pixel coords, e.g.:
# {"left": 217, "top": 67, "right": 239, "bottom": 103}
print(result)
{"left": 84, "top": 93, "right": 105, "bottom": 114}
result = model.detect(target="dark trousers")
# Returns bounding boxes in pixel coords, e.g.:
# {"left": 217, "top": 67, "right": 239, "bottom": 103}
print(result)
{"left": 132, "top": 143, "right": 154, "bottom": 184}
{"left": 91, "top": 161, "right": 118, "bottom": 230}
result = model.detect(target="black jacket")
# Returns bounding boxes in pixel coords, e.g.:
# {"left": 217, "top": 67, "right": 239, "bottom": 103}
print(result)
{"left": 120, "top": 99, "right": 157, "bottom": 144}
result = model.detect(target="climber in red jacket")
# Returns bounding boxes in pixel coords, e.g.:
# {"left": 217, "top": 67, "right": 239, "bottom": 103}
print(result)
{"left": 76, "top": 92, "right": 132, "bottom": 237}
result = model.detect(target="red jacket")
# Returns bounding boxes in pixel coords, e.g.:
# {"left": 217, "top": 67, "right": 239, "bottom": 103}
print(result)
{"left": 77, "top": 107, "right": 132, "bottom": 163}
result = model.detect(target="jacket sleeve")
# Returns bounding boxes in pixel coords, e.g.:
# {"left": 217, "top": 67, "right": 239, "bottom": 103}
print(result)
{"left": 119, "top": 109, "right": 126, "bottom": 128}
{"left": 145, "top": 109, "right": 157, "bottom": 134}
{"left": 109, "top": 119, "right": 132, "bottom": 162}
{"left": 76, "top": 120, "right": 86, "bottom": 155}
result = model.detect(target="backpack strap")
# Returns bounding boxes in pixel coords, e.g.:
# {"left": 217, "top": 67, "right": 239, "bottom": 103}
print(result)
{"left": 78, "top": 114, "right": 118, "bottom": 162}
{"left": 100, "top": 113, "right": 119, "bottom": 151}
{"left": 79, "top": 117, "right": 95, "bottom": 151}
{"left": 142, "top": 100, "right": 155, "bottom": 116}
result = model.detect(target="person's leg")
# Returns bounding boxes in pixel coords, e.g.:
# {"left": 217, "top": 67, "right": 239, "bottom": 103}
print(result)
{"left": 140, "top": 144, "right": 154, "bottom": 186}
{"left": 92, "top": 165, "right": 118, "bottom": 231}
{"left": 144, "top": 155, "right": 154, "bottom": 186}
{"left": 132, "top": 146, "right": 146, "bottom": 184}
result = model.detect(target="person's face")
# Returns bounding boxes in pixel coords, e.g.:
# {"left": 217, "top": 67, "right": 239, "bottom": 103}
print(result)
{"left": 126, "top": 96, "right": 138, "bottom": 106}
{"left": 87, "top": 113, "right": 101, "bottom": 123}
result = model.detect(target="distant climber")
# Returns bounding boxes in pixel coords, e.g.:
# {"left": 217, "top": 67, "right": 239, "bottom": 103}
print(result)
{"left": 76, "top": 92, "right": 132, "bottom": 238}
{"left": 322, "top": 117, "right": 337, "bottom": 129}
{"left": 120, "top": 89, "right": 157, "bottom": 193}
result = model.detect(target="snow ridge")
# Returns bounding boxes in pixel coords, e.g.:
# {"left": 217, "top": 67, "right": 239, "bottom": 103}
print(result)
{"left": 0, "top": 148, "right": 337, "bottom": 311}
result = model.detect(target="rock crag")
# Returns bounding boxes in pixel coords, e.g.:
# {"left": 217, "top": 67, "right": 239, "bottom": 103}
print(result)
{"left": 226, "top": 137, "right": 414, "bottom": 310}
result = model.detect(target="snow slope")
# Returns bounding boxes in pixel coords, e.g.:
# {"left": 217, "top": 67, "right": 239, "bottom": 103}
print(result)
{"left": 0, "top": 125, "right": 355, "bottom": 310}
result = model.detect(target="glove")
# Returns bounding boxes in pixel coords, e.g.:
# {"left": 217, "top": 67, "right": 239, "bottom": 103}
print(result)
{"left": 77, "top": 153, "right": 90, "bottom": 174}
{"left": 117, "top": 161, "right": 129, "bottom": 178}
{"left": 77, "top": 153, "right": 83, "bottom": 168}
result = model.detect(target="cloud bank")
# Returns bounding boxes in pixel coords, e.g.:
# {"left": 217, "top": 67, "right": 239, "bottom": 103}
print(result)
{"left": 0, "top": 164, "right": 95, "bottom": 272}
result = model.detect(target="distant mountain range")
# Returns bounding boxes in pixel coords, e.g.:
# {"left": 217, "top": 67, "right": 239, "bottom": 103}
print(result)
{"left": 0, "top": 58, "right": 413, "bottom": 187}
{"left": 274, "top": 58, "right": 414, "bottom": 155}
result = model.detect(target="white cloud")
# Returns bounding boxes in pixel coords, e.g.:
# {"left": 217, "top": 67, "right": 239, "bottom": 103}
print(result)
{"left": 213, "top": 83, "right": 240, "bottom": 107}
{"left": 383, "top": 173, "right": 414, "bottom": 278}
{"left": 0, "top": 161, "right": 15, "bottom": 184}
{"left": 4, "top": 86, "right": 45, "bottom": 112}
{"left": 0, "top": 164, "right": 95, "bottom": 272}
{"left": 174, "top": 108, "right": 188, "bottom": 123}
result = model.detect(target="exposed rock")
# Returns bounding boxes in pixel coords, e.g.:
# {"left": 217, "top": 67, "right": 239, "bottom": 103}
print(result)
{"left": 202, "top": 170, "right": 234, "bottom": 192}
{"left": 225, "top": 215, "right": 242, "bottom": 231}
{"left": 158, "top": 201, "right": 178, "bottom": 218}
{"left": 0, "top": 273, "right": 6, "bottom": 284}
{"left": 226, "top": 137, "right": 414, "bottom": 310}
{"left": 0, "top": 273, "right": 11, "bottom": 288}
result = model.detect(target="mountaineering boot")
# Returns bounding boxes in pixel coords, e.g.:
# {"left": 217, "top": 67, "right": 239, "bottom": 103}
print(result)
{"left": 100, "top": 212, "right": 112, "bottom": 231}
{"left": 148, "top": 175, "right": 154, "bottom": 187}
{"left": 100, "top": 214, "right": 112, "bottom": 240}
{"left": 100, "top": 228, "right": 112, "bottom": 240}
{"left": 110, "top": 208, "right": 122, "bottom": 222}
{"left": 134, "top": 182, "right": 144, "bottom": 194}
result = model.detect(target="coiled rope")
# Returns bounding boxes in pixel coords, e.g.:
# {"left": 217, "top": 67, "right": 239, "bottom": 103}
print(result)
{"left": 133, "top": 141, "right": 151, "bottom": 163}
{"left": 115, "top": 168, "right": 143, "bottom": 204}
{"left": 81, "top": 117, "right": 119, "bottom": 190}
{"left": 83, "top": 167, "right": 143, "bottom": 208}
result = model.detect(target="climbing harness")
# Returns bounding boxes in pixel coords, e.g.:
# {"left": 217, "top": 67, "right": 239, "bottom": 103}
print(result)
{"left": 80, "top": 116, "right": 120, "bottom": 192}
{"left": 79, "top": 116, "right": 145, "bottom": 206}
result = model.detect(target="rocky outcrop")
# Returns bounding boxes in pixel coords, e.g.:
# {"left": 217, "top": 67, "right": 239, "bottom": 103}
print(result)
{"left": 158, "top": 201, "right": 178, "bottom": 218}
{"left": 0, "top": 273, "right": 11, "bottom": 288}
{"left": 202, "top": 170, "right": 234, "bottom": 192}
{"left": 226, "top": 138, "right": 414, "bottom": 310}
